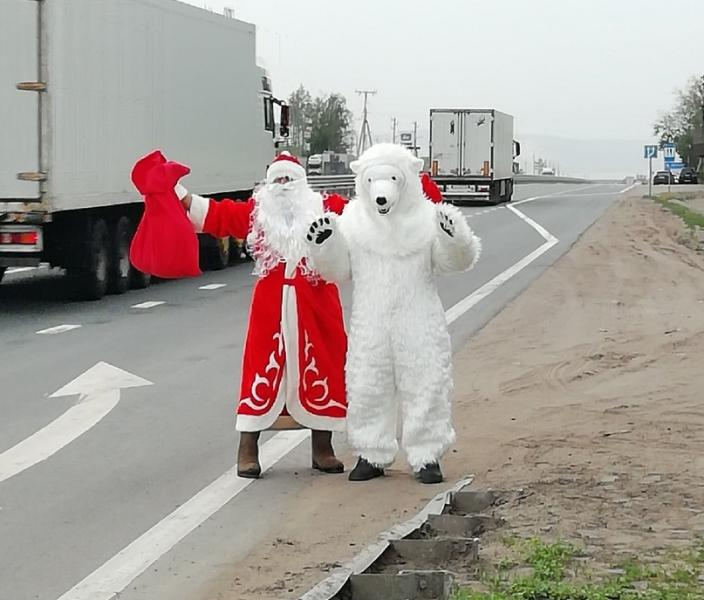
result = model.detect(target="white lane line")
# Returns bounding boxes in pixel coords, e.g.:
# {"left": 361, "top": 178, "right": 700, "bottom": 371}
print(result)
{"left": 446, "top": 204, "right": 559, "bottom": 325}
{"left": 36, "top": 324, "right": 82, "bottom": 335}
{"left": 512, "top": 183, "right": 624, "bottom": 207}
{"left": 619, "top": 183, "right": 639, "bottom": 194}
{"left": 56, "top": 430, "right": 309, "bottom": 600}
{"left": 131, "top": 301, "right": 165, "bottom": 309}
{"left": 198, "top": 283, "right": 227, "bottom": 291}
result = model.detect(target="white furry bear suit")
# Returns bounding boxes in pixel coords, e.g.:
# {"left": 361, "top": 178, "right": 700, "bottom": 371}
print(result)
{"left": 306, "top": 144, "right": 481, "bottom": 475}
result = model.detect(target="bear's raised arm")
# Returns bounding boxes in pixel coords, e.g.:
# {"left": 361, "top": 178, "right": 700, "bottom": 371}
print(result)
{"left": 431, "top": 204, "right": 481, "bottom": 274}
{"left": 186, "top": 194, "right": 254, "bottom": 240}
{"left": 306, "top": 215, "right": 351, "bottom": 283}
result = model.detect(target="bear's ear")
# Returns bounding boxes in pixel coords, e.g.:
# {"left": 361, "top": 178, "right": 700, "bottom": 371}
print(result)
{"left": 350, "top": 160, "right": 361, "bottom": 174}
{"left": 410, "top": 156, "right": 424, "bottom": 174}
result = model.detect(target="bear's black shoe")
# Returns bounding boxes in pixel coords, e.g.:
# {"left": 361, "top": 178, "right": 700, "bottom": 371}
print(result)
{"left": 348, "top": 457, "right": 384, "bottom": 481}
{"left": 417, "top": 462, "right": 443, "bottom": 484}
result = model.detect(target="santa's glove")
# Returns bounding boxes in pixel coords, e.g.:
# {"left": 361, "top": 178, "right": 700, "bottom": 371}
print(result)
{"left": 174, "top": 184, "right": 189, "bottom": 201}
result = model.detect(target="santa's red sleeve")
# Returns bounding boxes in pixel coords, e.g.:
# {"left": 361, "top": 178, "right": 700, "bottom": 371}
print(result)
{"left": 421, "top": 173, "right": 443, "bottom": 203}
{"left": 323, "top": 193, "right": 348, "bottom": 215}
{"left": 188, "top": 195, "right": 254, "bottom": 239}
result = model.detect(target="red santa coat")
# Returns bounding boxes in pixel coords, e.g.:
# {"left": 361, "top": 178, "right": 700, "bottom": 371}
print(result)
{"left": 191, "top": 194, "right": 347, "bottom": 432}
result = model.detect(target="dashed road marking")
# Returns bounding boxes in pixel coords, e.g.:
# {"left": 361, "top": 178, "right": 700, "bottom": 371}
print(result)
{"left": 131, "top": 301, "right": 165, "bottom": 309}
{"left": 36, "top": 324, "right": 82, "bottom": 335}
{"left": 198, "top": 283, "right": 227, "bottom": 290}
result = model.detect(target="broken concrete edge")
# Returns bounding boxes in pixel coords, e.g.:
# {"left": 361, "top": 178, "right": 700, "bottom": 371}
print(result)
{"left": 298, "top": 475, "right": 475, "bottom": 600}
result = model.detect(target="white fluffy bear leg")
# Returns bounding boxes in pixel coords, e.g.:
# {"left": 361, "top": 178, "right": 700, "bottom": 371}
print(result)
{"left": 345, "top": 332, "right": 398, "bottom": 468}
{"left": 305, "top": 215, "right": 351, "bottom": 282}
{"left": 395, "top": 323, "right": 456, "bottom": 472}
{"left": 431, "top": 204, "right": 481, "bottom": 274}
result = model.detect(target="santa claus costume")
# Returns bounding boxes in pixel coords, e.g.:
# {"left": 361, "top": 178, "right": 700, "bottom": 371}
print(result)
{"left": 177, "top": 153, "right": 347, "bottom": 479}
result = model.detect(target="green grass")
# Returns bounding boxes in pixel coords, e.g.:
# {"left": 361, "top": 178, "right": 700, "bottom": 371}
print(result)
{"left": 648, "top": 193, "right": 704, "bottom": 230}
{"left": 452, "top": 538, "right": 704, "bottom": 600}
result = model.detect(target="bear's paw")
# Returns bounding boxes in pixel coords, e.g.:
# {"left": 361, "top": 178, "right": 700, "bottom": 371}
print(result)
{"left": 306, "top": 216, "right": 336, "bottom": 245}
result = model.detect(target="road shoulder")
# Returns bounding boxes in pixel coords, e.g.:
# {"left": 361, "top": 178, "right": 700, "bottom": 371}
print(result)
{"left": 205, "top": 189, "right": 704, "bottom": 599}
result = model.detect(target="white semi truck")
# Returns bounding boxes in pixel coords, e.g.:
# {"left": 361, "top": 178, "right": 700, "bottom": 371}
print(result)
{"left": 0, "top": 0, "right": 289, "bottom": 299}
{"left": 429, "top": 108, "right": 518, "bottom": 204}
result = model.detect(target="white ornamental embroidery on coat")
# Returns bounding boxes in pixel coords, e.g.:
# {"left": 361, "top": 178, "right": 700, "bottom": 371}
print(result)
{"left": 302, "top": 331, "right": 345, "bottom": 411}
{"left": 240, "top": 332, "right": 284, "bottom": 411}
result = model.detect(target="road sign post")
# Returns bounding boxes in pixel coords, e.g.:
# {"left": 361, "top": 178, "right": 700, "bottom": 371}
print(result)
{"left": 644, "top": 145, "right": 658, "bottom": 197}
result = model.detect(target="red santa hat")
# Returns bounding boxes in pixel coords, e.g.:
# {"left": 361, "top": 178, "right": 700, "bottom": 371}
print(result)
{"left": 266, "top": 151, "right": 307, "bottom": 183}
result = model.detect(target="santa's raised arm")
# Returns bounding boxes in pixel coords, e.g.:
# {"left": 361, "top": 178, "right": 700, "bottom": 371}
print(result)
{"left": 176, "top": 152, "right": 348, "bottom": 479}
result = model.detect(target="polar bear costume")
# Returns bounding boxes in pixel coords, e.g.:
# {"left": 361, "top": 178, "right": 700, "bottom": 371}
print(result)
{"left": 306, "top": 144, "right": 480, "bottom": 483}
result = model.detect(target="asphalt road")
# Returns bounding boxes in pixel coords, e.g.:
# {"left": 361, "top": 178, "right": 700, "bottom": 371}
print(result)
{"left": 0, "top": 182, "right": 633, "bottom": 600}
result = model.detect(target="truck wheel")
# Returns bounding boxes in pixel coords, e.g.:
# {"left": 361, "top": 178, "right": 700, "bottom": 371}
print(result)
{"left": 109, "top": 216, "right": 131, "bottom": 295}
{"left": 129, "top": 267, "right": 151, "bottom": 289}
{"left": 73, "top": 218, "right": 109, "bottom": 300}
{"left": 489, "top": 182, "right": 502, "bottom": 205}
{"left": 203, "top": 237, "right": 231, "bottom": 271}
{"left": 504, "top": 180, "right": 514, "bottom": 203}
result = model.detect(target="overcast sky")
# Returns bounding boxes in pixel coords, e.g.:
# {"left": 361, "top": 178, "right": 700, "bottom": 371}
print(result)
{"left": 183, "top": 0, "right": 703, "bottom": 175}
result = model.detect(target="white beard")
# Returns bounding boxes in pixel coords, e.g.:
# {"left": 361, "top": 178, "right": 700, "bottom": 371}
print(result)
{"left": 247, "top": 179, "right": 325, "bottom": 278}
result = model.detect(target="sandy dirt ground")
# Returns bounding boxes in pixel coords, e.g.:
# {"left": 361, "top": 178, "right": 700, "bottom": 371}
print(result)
{"left": 205, "top": 191, "right": 704, "bottom": 599}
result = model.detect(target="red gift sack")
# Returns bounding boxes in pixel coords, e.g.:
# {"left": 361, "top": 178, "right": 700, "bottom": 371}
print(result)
{"left": 129, "top": 150, "right": 201, "bottom": 278}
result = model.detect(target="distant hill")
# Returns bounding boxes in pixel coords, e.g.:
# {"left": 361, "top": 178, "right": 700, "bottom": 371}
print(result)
{"left": 516, "top": 134, "right": 657, "bottom": 180}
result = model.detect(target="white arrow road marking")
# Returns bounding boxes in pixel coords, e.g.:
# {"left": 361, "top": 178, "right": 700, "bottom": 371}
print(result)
{"left": 55, "top": 430, "right": 309, "bottom": 600}
{"left": 0, "top": 362, "right": 151, "bottom": 484}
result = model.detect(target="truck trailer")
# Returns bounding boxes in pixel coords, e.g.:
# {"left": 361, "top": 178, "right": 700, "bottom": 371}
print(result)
{"left": 0, "top": 0, "right": 288, "bottom": 298}
{"left": 429, "top": 108, "right": 517, "bottom": 204}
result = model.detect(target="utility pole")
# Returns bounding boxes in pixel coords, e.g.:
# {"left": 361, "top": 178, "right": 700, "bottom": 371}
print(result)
{"left": 355, "top": 90, "right": 376, "bottom": 156}
{"left": 392, "top": 118, "right": 397, "bottom": 144}
{"left": 412, "top": 121, "right": 418, "bottom": 156}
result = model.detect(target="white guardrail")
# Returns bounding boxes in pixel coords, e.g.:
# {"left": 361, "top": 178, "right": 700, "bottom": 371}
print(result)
{"left": 306, "top": 174, "right": 590, "bottom": 194}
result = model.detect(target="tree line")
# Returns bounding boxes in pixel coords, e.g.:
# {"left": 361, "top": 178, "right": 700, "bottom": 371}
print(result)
{"left": 653, "top": 75, "right": 704, "bottom": 168}
{"left": 285, "top": 85, "right": 354, "bottom": 157}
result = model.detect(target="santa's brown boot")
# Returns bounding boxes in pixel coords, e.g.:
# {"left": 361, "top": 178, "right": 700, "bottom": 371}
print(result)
{"left": 237, "top": 432, "right": 261, "bottom": 479}
{"left": 311, "top": 430, "right": 344, "bottom": 473}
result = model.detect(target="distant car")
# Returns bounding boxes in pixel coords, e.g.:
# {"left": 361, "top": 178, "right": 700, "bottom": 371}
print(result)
{"left": 653, "top": 170, "right": 675, "bottom": 185}
{"left": 541, "top": 168, "right": 555, "bottom": 176}
{"left": 678, "top": 167, "right": 699, "bottom": 184}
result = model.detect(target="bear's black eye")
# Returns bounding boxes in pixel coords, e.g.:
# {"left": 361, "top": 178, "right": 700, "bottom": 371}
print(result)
{"left": 368, "top": 178, "right": 372, "bottom": 183}
{"left": 391, "top": 176, "right": 397, "bottom": 181}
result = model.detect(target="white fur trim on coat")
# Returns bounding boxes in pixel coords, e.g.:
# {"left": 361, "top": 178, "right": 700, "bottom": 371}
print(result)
{"left": 188, "top": 193, "right": 210, "bottom": 233}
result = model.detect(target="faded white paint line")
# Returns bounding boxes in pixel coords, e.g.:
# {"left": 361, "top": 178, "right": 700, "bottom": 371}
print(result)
{"left": 512, "top": 183, "right": 598, "bottom": 206}
{"left": 198, "top": 283, "right": 227, "bottom": 291}
{"left": 6, "top": 267, "right": 36, "bottom": 274}
{"left": 56, "top": 430, "right": 309, "bottom": 600}
{"left": 619, "top": 183, "right": 639, "bottom": 194}
{"left": 446, "top": 204, "right": 559, "bottom": 325}
{"left": 36, "top": 324, "right": 82, "bottom": 335}
{"left": 0, "top": 363, "right": 151, "bottom": 484}
{"left": 131, "top": 301, "right": 165, "bottom": 309}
